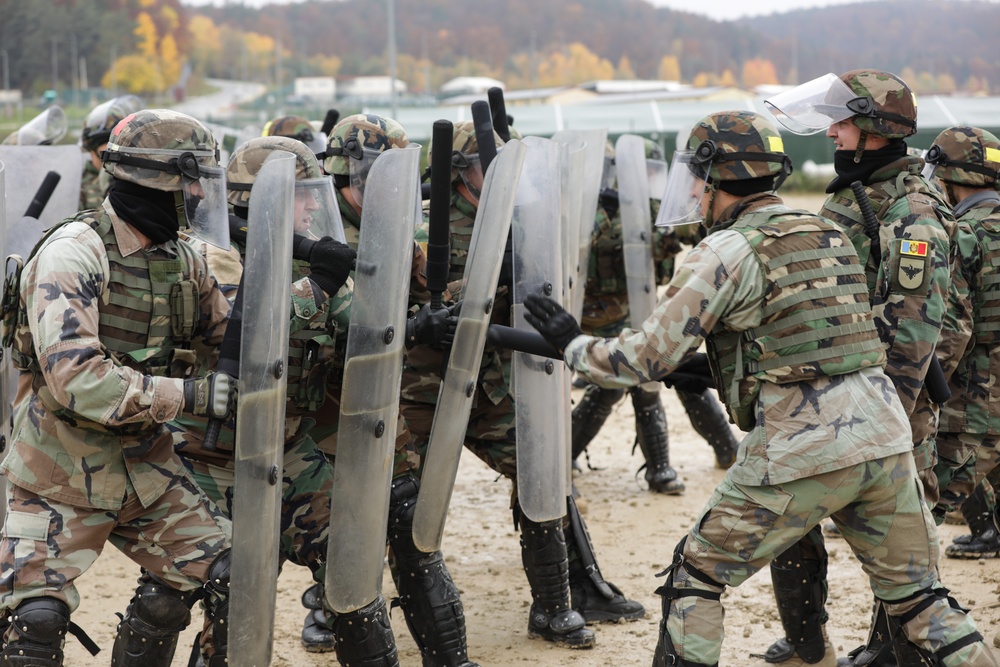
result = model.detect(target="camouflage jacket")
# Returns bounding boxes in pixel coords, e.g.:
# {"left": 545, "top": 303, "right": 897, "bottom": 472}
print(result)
{"left": 79, "top": 159, "right": 106, "bottom": 211}
{"left": 819, "top": 155, "right": 957, "bottom": 417}
{"left": 581, "top": 202, "right": 683, "bottom": 336}
{"left": 171, "top": 234, "right": 353, "bottom": 463}
{"left": 1, "top": 202, "right": 230, "bottom": 509}
{"left": 940, "top": 193, "right": 1000, "bottom": 434}
{"left": 566, "top": 194, "right": 913, "bottom": 486}
{"left": 403, "top": 192, "right": 512, "bottom": 406}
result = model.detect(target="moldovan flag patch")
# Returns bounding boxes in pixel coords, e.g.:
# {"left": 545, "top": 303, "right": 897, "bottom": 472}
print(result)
{"left": 900, "top": 240, "right": 929, "bottom": 257}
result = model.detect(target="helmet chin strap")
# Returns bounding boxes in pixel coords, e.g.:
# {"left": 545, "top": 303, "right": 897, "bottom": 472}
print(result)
{"left": 701, "top": 182, "right": 719, "bottom": 230}
{"left": 853, "top": 129, "right": 869, "bottom": 163}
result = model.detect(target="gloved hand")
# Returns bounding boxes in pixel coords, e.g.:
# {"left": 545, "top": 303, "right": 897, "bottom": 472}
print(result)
{"left": 405, "top": 302, "right": 459, "bottom": 350}
{"left": 183, "top": 372, "right": 237, "bottom": 420}
{"left": 309, "top": 236, "right": 356, "bottom": 296}
{"left": 662, "top": 353, "right": 715, "bottom": 393}
{"left": 523, "top": 293, "right": 582, "bottom": 356}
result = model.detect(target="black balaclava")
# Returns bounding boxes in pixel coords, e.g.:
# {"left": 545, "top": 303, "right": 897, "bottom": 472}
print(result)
{"left": 107, "top": 178, "right": 182, "bottom": 244}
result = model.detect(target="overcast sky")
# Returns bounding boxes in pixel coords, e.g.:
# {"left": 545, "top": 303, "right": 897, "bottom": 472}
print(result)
{"left": 180, "top": 0, "right": 1000, "bottom": 21}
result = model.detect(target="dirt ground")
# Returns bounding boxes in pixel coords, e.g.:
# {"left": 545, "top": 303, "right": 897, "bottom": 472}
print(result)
{"left": 61, "top": 192, "right": 1000, "bottom": 665}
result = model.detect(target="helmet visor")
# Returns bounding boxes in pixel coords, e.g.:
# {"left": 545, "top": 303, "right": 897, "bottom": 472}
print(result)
{"left": 655, "top": 150, "right": 711, "bottom": 227}
{"left": 5, "top": 106, "right": 67, "bottom": 146}
{"left": 647, "top": 158, "right": 669, "bottom": 201}
{"left": 600, "top": 155, "right": 616, "bottom": 190}
{"left": 294, "top": 176, "right": 345, "bottom": 242}
{"left": 348, "top": 146, "right": 384, "bottom": 206}
{"left": 764, "top": 73, "right": 858, "bottom": 135}
{"left": 183, "top": 164, "right": 230, "bottom": 249}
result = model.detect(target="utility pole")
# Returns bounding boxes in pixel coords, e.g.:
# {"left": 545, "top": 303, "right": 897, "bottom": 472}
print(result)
{"left": 388, "top": 0, "right": 398, "bottom": 119}
{"left": 51, "top": 37, "right": 58, "bottom": 95}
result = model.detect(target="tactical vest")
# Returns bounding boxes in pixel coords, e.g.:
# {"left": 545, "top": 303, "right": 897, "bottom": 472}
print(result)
{"left": 6, "top": 212, "right": 200, "bottom": 433}
{"left": 968, "top": 206, "right": 1000, "bottom": 345}
{"left": 286, "top": 260, "right": 339, "bottom": 414}
{"left": 586, "top": 207, "right": 626, "bottom": 296}
{"left": 705, "top": 207, "right": 886, "bottom": 431}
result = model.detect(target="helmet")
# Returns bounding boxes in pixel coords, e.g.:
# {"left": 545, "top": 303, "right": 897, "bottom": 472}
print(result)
{"left": 323, "top": 113, "right": 409, "bottom": 205}
{"left": 262, "top": 115, "right": 326, "bottom": 154}
{"left": 601, "top": 139, "right": 616, "bottom": 191}
{"left": 103, "top": 109, "right": 229, "bottom": 247}
{"left": 838, "top": 69, "right": 917, "bottom": 139}
{"left": 657, "top": 111, "right": 791, "bottom": 227}
{"left": 925, "top": 126, "right": 1000, "bottom": 189}
{"left": 227, "top": 136, "right": 344, "bottom": 240}
{"left": 643, "top": 138, "right": 668, "bottom": 200}
{"left": 81, "top": 97, "right": 134, "bottom": 152}
{"left": 643, "top": 138, "right": 664, "bottom": 161}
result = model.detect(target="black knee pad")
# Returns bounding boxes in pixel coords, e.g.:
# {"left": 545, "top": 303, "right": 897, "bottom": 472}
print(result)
{"left": 2, "top": 598, "right": 70, "bottom": 667}
{"left": 202, "top": 549, "right": 231, "bottom": 661}
{"left": 129, "top": 582, "right": 192, "bottom": 630}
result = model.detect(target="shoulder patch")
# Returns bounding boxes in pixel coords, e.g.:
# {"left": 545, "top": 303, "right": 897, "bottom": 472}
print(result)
{"left": 899, "top": 240, "right": 928, "bottom": 257}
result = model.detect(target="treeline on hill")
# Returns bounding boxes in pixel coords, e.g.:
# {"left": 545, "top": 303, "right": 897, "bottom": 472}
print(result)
{"left": 1, "top": 0, "right": 998, "bottom": 98}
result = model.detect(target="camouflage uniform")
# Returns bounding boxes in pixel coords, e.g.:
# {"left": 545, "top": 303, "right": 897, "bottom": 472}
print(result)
{"left": 924, "top": 127, "right": 1000, "bottom": 560}
{"left": 401, "top": 121, "right": 644, "bottom": 650}
{"left": 79, "top": 159, "right": 107, "bottom": 211}
{"left": 0, "top": 110, "right": 233, "bottom": 667}
{"left": 537, "top": 111, "right": 995, "bottom": 667}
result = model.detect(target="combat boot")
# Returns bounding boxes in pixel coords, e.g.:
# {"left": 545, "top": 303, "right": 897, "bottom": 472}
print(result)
{"left": 571, "top": 385, "right": 624, "bottom": 468}
{"left": 565, "top": 496, "right": 645, "bottom": 624}
{"left": 750, "top": 629, "right": 836, "bottom": 667}
{"left": 330, "top": 596, "right": 399, "bottom": 667}
{"left": 944, "top": 504, "right": 1000, "bottom": 558}
{"left": 676, "top": 388, "right": 740, "bottom": 469}
{"left": 950, "top": 482, "right": 993, "bottom": 546}
{"left": 300, "top": 583, "right": 336, "bottom": 653}
{"left": 519, "top": 515, "right": 595, "bottom": 648}
{"left": 631, "top": 387, "right": 684, "bottom": 494}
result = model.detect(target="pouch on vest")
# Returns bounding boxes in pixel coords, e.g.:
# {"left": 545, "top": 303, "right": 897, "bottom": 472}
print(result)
{"left": 170, "top": 279, "right": 198, "bottom": 340}
{"left": 1, "top": 255, "right": 24, "bottom": 349}
{"left": 293, "top": 334, "right": 334, "bottom": 411}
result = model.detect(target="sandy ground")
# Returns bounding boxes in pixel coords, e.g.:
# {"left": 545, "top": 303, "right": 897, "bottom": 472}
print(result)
{"left": 60, "top": 192, "right": 1000, "bottom": 665}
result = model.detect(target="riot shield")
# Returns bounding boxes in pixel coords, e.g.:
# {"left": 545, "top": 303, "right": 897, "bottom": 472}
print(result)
{"left": 325, "top": 145, "right": 420, "bottom": 613}
{"left": 412, "top": 139, "right": 527, "bottom": 553}
{"left": 0, "top": 146, "right": 84, "bottom": 262}
{"left": 0, "top": 162, "right": 8, "bottom": 525}
{"left": 512, "top": 136, "right": 568, "bottom": 522}
{"left": 555, "top": 138, "right": 585, "bottom": 316}
{"left": 552, "top": 129, "right": 608, "bottom": 320}
{"left": 228, "top": 152, "right": 295, "bottom": 667}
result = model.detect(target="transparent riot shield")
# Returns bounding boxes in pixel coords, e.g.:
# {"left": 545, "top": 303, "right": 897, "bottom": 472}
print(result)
{"left": 616, "top": 134, "right": 660, "bottom": 392}
{"left": 228, "top": 151, "right": 295, "bottom": 667}
{"left": 512, "top": 136, "right": 568, "bottom": 522}
{"left": 412, "top": 139, "right": 527, "bottom": 553}
{"left": 0, "top": 162, "right": 8, "bottom": 523}
{"left": 326, "top": 145, "right": 420, "bottom": 613}
{"left": 553, "top": 129, "right": 608, "bottom": 320}
{"left": 555, "top": 138, "right": 585, "bottom": 315}
{"left": 0, "top": 146, "right": 84, "bottom": 262}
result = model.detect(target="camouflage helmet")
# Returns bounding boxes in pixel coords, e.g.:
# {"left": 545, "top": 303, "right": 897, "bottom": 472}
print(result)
{"left": 643, "top": 138, "right": 664, "bottom": 161}
{"left": 925, "top": 126, "right": 1000, "bottom": 189}
{"left": 428, "top": 120, "right": 504, "bottom": 184}
{"left": 685, "top": 110, "right": 791, "bottom": 183}
{"left": 226, "top": 136, "right": 323, "bottom": 207}
{"left": 81, "top": 97, "right": 134, "bottom": 152}
{"left": 323, "top": 113, "right": 408, "bottom": 177}
{"left": 102, "top": 109, "right": 220, "bottom": 192}
{"left": 262, "top": 115, "right": 325, "bottom": 154}
{"left": 839, "top": 69, "right": 917, "bottom": 139}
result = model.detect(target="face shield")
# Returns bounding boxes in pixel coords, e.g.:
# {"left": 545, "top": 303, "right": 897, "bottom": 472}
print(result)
{"left": 294, "top": 176, "right": 345, "bottom": 242}
{"left": 655, "top": 147, "right": 712, "bottom": 227}
{"left": 647, "top": 157, "right": 669, "bottom": 201}
{"left": 177, "top": 152, "right": 230, "bottom": 249}
{"left": 454, "top": 148, "right": 500, "bottom": 201}
{"left": 600, "top": 155, "right": 616, "bottom": 190}
{"left": 347, "top": 146, "right": 384, "bottom": 207}
{"left": 3, "top": 106, "right": 68, "bottom": 146}
{"left": 81, "top": 100, "right": 118, "bottom": 147}
{"left": 920, "top": 147, "right": 937, "bottom": 180}
{"left": 764, "top": 73, "right": 859, "bottom": 135}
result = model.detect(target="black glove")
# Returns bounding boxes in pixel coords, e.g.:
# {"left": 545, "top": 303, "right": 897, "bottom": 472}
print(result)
{"left": 662, "top": 353, "right": 715, "bottom": 393}
{"left": 405, "top": 302, "right": 459, "bottom": 350}
{"left": 523, "top": 293, "right": 582, "bottom": 355}
{"left": 183, "top": 372, "right": 237, "bottom": 420}
{"left": 309, "top": 236, "right": 356, "bottom": 296}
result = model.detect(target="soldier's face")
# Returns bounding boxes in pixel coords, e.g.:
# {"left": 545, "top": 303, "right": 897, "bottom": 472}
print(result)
{"left": 827, "top": 119, "right": 862, "bottom": 151}
{"left": 294, "top": 190, "right": 319, "bottom": 235}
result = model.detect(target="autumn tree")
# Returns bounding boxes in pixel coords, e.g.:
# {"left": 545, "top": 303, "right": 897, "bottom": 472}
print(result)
{"left": 741, "top": 58, "right": 778, "bottom": 88}
{"left": 658, "top": 55, "right": 681, "bottom": 82}
{"left": 616, "top": 56, "right": 636, "bottom": 80}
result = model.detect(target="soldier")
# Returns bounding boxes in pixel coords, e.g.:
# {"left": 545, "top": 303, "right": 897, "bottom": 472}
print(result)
{"left": 168, "top": 136, "right": 360, "bottom": 661}
{"left": 760, "top": 69, "right": 966, "bottom": 666}
{"left": 262, "top": 114, "right": 328, "bottom": 156}
{"left": 0, "top": 109, "right": 235, "bottom": 666}
{"left": 521, "top": 109, "right": 998, "bottom": 667}
{"left": 1, "top": 105, "right": 66, "bottom": 146}
{"left": 79, "top": 97, "right": 144, "bottom": 211}
{"left": 400, "top": 121, "right": 644, "bottom": 650}
{"left": 924, "top": 126, "right": 1000, "bottom": 558}
{"left": 572, "top": 138, "right": 738, "bottom": 495}
{"left": 313, "top": 113, "right": 479, "bottom": 667}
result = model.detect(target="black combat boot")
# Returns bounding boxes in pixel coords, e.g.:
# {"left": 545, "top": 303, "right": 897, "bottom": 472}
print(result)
{"left": 565, "top": 496, "right": 645, "bottom": 624}
{"left": 387, "top": 475, "right": 479, "bottom": 667}
{"left": 519, "top": 514, "right": 595, "bottom": 648}
{"left": 759, "top": 535, "right": 835, "bottom": 666}
{"left": 950, "top": 482, "right": 994, "bottom": 546}
{"left": 675, "top": 388, "right": 739, "bottom": 469}
{"left": 330, "top": 596, "right": 399, "bottom": 667}
{"left": 300, "top": 583, "right": 336, "bottom": 653}
{"left": 111, "top": 577, "right": 196, "bottom": 667}
{"left": 631, "top": 387, "right": 684, "bottom": 494}
{"left": 945, "top": 500, "right": 1000, "bottom": 558}
{"left": 571, "top": 385, "right": 624, "bottom": 469}
{"left": 836, "top": 601, "right": 895, "bottom": 667}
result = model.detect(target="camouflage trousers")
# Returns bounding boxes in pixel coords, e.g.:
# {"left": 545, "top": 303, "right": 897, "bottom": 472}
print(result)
{"left": 0, "top": 475, "right": 230, "bottom": 650}
{"left": 663, "top": 452, "right": 992, "bottom": 666}
{"left": 935, "top": 432, "right": 1000, "bottom": 517}
{"left": 178, "top": 433, "right": 334, "bottom": 580}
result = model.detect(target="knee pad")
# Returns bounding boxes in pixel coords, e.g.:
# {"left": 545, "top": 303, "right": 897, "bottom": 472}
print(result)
{"left": 654, "top": 536, "right": 724, "bottom": 614}
{"left": 2, "top": 598, "right": 70, "bottom": 667}
{"left": 111, "top": 581, "right": 193, "bottom": 667}
{"left": 202, "top": 549, "right": 231, "bottom": 660}
{"left": 881, "top": 587, "right": 983, "bottom": 666}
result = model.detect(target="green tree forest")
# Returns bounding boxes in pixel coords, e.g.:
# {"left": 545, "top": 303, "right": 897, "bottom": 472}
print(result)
{"left": 1, "top": 0, "right": 998, "bottom": 99}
